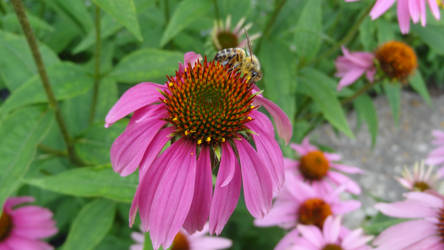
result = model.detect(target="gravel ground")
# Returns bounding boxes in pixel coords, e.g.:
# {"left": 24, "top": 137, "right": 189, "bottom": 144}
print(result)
{"left": 311, "top": 91, "right": 444, "bottom": 224}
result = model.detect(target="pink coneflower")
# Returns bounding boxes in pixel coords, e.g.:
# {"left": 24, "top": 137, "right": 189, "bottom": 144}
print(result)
{"left": 254, "top": 174, "right": 360, "bottom": 229}
{"left": 335, "top": 47, "right": 376, "bottom": 91}
{"left": 106, "top": 52, "right": 292, "bottom": 249}
{"left": 426, "top": 130, "right": 444, "bottom": 176}
{"left": 374, "top": 191, "right": 444, "bottom": 249}
{"left": 396, "top": 161, "right": 441, "bottom": 191}
{"left": 275, "top": 216, "right": 373, "bottom": 250}
{"left": 286, "top": 137, "right": 363, "bottom": 194}
{"left": 346, "top": 0, "right": 441, "bottom": 34}
{"left": 211, "top": 15, "right": 260, "bottom": 50}
{"left": 130, "top": 225, "right": 232, "bottom": 250}
{"left": 0, "top": 196, "right": 57, "bottom": 250}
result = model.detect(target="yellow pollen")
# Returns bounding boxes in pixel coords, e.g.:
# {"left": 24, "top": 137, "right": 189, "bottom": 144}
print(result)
{"left": 250, "top": 105, "right": 255, "bottom": 109}
{"left": 247, "top": 116, "right": 252, "bottom": 120}
{"left": 185, "top": 130, "right": 190, "bottom": 136}
{"left": 221, "top": 138, "right": 225, "bottom": 142}
{"left": 197, "top": 139, "right": 202, "bottom": 145}
{"left": 206, "top": 137, "right": 211, "bottom": 142}
{"left": 172, "top": 117, "right": 178, "bottom": 121}
{"left": 163, "top": 99, "right": 167, "bottom": 103}
{"left": 168, "top": 82, "right": 173, "bottom": 87}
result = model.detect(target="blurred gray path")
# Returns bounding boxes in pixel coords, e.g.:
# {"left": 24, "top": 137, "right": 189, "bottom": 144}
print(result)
{"left": 311, "top": 91, "right": 444, "bottom": 221}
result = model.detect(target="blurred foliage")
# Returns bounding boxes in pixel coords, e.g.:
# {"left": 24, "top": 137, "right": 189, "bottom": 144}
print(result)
{"left": 0, "top": 0, "right": 443, "bottom": 249}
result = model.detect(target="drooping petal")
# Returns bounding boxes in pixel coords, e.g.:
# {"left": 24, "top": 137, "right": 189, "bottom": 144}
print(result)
{"left": 105, "top": 82, "right": 165, "bottom": 127}
{"left": 235, "top": 138, "right": 273, "bottom": 218}
{"left": 328, "top": 171, "right": 361, "bottom": 194}
{"left": 370, "top": 0, "right": 396, "bottom": 19}
{"left": 427, "top": 0, "right": 441, "bottom": 20}
{"left": 209, "top": 144, "right": 242, "bottom": 235}
{"left": 4, "top": 236, "right": 53, "bottom": 250}
{"left": 183, "top": 146, "right": 213, "bottom": 234}
{"left": 337, "top": 68, "right": 366, "bottom": 90}
{"left": 3, "top": 197, "right": 34, "bottom": 212}
{"left": 148, "top": 140, "right": 197, "bottom": 249}
{"left": 397, "top": 0, "right": 411, "bottom": 34}
{"left": 253, "top": 95, "right": 292, "bottom": 144}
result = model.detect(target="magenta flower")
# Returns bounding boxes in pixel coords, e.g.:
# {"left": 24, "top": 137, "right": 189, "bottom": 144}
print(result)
{"left": 346, "top": 0, "right": 441, "bottom": 34}
{"left": 130, "top": 224, "right": 231, "bottom": 250}
{"left": 286, "top": 137, "right": 363, "bottom": 194}
{"left": 335, "top": 47, "right": 376, "bottom": 91}
{"left": 426, "top": 130, "right": 444, "bottom": 176}
{"left": 0, "top": 196, "right": 57, "bottom": 250}
{"left": 106, "top": 52, "right": 292, "bottom": 249}
{"left": 374, "top": 191, "right": 444, "bottom": 249}
{"left": 254, "top": 173, "right": 360, "bottom": 229}
{"left": 275, "top": 216, "right": 373, "bottom": 250}
{"left": 396, "top": 161, "right": 441, "bottom": 191}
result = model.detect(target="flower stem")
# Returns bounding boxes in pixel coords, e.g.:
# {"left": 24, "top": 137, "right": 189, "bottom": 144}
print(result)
{"left": 340, "top": 81, "right": 375, "bottom": 105}
{"left": 89, "top": 5, "right": 102, "bottom": 124}
{"left": 11, "top": 0, "right": 84, "bottom": 166}
{"left": 254, "top": 0, "right": 287, "bottom": 54}
{"left": 38, "top": 144, "right": 67, "bottom": 157}
{"left": 212, "top": 0, "right": 220, "bottom": 22}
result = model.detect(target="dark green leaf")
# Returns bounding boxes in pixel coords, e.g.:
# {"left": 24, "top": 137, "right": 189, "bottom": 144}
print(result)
{"left": 93, "top": 0, "right": 143, "bottom": 41}
{"left": 354, "top": 94, "right": 378, "bottom": 147}
{"left": 0, "top": 106, "right": 53, "bottom": 208}
{"left": 2, "top": 12, "right": 54, "bottom": 33}
{"left": 43, "top": 0, "right": 93, "bottom": 33}
{"left": 24, "top": 165, "right": 137, "bottom": 203}
{"left": 409, "top": 71, "right": 432, "bottom": 106}
{"left": 383, "top": 82, "right": 401, "bottom": 125}
{"left": 62, "top": 199, "right": 116, "bottom": 250}
{"left": 293, "top": 0, "right": 322, "bottom": 62}
{"left": 413, "top": 25, "right": 444, "bottom": 54}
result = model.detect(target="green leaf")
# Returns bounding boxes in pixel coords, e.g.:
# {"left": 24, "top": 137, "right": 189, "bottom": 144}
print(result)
{"left": 293, "top": 0, "right": 322, "bottom": 62}
{"left": 354, "top": 94, "right": 378, "bottom": 147}
{"left": 300, "top": 69, "right": 354, "bottom": 138}
{"left": 93, "top": 0, "right": 143, "bottom": 41}
{"left": 160, "top": 0, "right": 211, "bottom": 47}
{"left": 43, "top": 0, "right": 93, "bottom": 33}
{"left": 364, "top": 212, "right": 407, "bottom": 235}
{"left": 0, "top": 106, "right": 53, "bottom": 208}
{"left": 2, "top": 12, "right": 54, "bottom": 33}
{"left": 409, "top": 71, "right": 432, "bottom": 106}
{"left": 110, "top": 48, "right": 183, "bottom": 83}
{"left": 0, "top": 63, "right": 93, "bottom": 118}
{"left": 143, "top": 233, "right": 154, "bottom": 250}
{"left": 383, "top": 82, "right": 401, "bottom": 125}
{"left": 62, "top": 199, "right": 116, "bottom": 250}
{"left": 0, "top": 31, "right": 60, "bottom": 90}
{"left": 413, "top": 25, "right": 444, "bottom": 54}
{"left": 259, "top": 40, "right": 296, "bottom": 133}
{"left": 24, "top": 165, "right": 137, "bottom": 203}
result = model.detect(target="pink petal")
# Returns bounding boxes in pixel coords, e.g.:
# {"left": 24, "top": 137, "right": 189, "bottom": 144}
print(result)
{"left": 328, "top": 171, "right": 362, "bottom": 194}
{"left": 110, "top": 118, "right": 167, "bottom": 176}
{"left": 4, "top": 235, "right": 53, "bottom": 250}
{"left": 397, "top": 0, "right": 411, "bottom": 34}
{"left": 253, "top": 95, "right": 292, "bottom": 144}
{"left": 209, "top": 144, "right": 242, "bottom": 235}
{"left": 342, "top": 228, "right": 373, "bottom": 249}
{"left": 420, "top": 0, "right": 427, "bottom": 26}
{"left": 408, "top": 0, "right": 420, "bottom": 23}
{"left": 332, "top": 200, "right": 361, "bottom": 215}
{"left": 322, "top": 216, "right": 341, "bottom": 243}
{"left": 248, "top": 110, "right": 275, "bottom": 138}
{"left": 189, "top": 236, "right": 232, "bottom": 250}
{"left": 105, "top": 82, "right": 165, "bottom": 127}
{"left": 275, "top": 229, "right": 299, "bottom": 250}
{"left": 235, "top": 138, "right": 273, "bottom": 218}
{"left": 330, "top": 163, "right": 363, "bottom": 174}
{"left": 253, "top": 202, "right": 297, "bottom": 228}
{"left": 404, "top": 192, "right": 443, "bottom": 208}
{"left": 3, "top": 197, "right": 34, "bottom": 212}
{"left": 183, "top": 146, "right": 212, "bottom": 234}
{"left": 337, "top": 68, "right": 366, "bottom": 91}
{"left": 148, "top": 140, "right": 197, "bottom": 249}
{"left": 219, "top": 143, "right": 236, "bottom": 187}
{"left": 297, "top": 224, "right": 325, "bottom": 248}
{"left": 370, "top": 0, "right": 396, "bottom": 19}
{"left": 375, "top": 200, "right": 436, "bottom": 218}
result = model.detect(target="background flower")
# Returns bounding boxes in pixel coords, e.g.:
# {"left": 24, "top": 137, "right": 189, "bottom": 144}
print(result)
{"left": 335, "top": 47, "right": 375, "bottom": 91}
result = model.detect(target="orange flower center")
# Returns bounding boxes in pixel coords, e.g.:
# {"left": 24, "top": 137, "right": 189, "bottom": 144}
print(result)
{"left": 216, "top": 31, "right": 239, "bottom": 49}
{"left": 0, "top": 211, "right": 13, "bottom": 242}
{"left": 322, "top": 244, "right": 343, "bottom": 250}
{"left": 299, "top": 151, "right": 330, "bottom": 181}
{"left": 171, "top": 232, "right": 190, "bottom": 250}
{"left": 298, "top": 198, "right": 332, "bottom": 228}
{"left": 163, "top": 58, "right": 255, "bottom": 145}
{"left": 375, "top": 41, "right": 417, "bottom": 81}
{"left": 413, "top": 181, "right": 431, "bottom": 192}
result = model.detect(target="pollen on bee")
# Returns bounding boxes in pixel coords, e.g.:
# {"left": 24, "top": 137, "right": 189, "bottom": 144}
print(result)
{"left": 197, "top": 139, "right": 202, "bottom": 145}
{"left": 250, "top": 105, "right": 255, "bottom": 109}
{"left": 206, "top": 137, "right": 211, "bottom": 142}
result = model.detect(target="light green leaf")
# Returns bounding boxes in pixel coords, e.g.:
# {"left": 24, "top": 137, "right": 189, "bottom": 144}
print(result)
{"left": 143, "top": 233, "right": 154, "bottom": 250}
{"left": 300, "top": 69, "right": 354, "bottom": 138}
{"left": 0, "top": 63, "right": 93, "bottom": 118}
{"left": 0, "top": 106, "right": 53, "bottom": 208}
{"left": 2, "top": 12, "right": 54, "bottom": 33}
{"left": 24, "top": 165, "right": 137, "bottom": 203}
{"left": 160, "top": 0, "right": 211, "bottom": 47}
{"left": 93, "top": 0, "right": 143, "bottom": 41}
{"left": 413, "top": 25, "right": 444, "bottom": 54}
{"left": 383, "top": 82, "right": 401, "bottom": 125}
{"left": 354, "top": 94, "right": 378, "bottom": 147}
{"left": 43, "top": 0, "right": 93, "bottom": 33}
{"left": 409, "top": 72, "right": 432, "bottom": 106}
{"left": 110, "top": 48, "right": 183, "bottom": 83}
{"left": 62, "top": 199, "right": 116, "bottom": 250}
{"left": 293, "top": 0, "right": 322, "bottom": 62}
{"left": 0, "top": 31, "right": 60, "bottom": 90}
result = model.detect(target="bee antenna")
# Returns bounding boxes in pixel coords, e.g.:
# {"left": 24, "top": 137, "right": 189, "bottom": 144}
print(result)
{"left": 244, "top": 29, "right": 253, "bottom": 60}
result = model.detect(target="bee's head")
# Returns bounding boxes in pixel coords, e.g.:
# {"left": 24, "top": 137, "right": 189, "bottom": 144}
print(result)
{"left": 247, "top": 55, "right": 262, "bottom": 82}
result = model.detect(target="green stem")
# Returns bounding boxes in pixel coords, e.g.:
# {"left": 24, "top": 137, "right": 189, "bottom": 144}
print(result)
{"left": 38, "top": 144, "right": 67, "bottom": 157}
{"left": 164, "top": 0, "right": 170, "bottom": 27}
{"left": 89, "top": 5, "right": 102, "bottom": 124}
{"left": 212, "top": 0, "right": 220, "bottom": 21}
{"left": 340, "top": 81, "right": 375, "bottom": 105}
{"left": 11, "top": 0, "right": 84, "bottom": 166}
{"left": 254, "top": 0, "right": 287, "bottom": 54}
{"left": 0, "top": 0, "right": 6, "bottom": 14}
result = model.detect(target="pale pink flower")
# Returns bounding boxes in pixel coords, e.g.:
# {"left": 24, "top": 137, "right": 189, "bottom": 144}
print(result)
{"left": 426, "top": 130, "right": 444, "bottom": 177}
{"left": 335, "top": 47, "right": 376, "bottom": 91}
{"left": 374, "top": 191, "right": 444, "bottom": 249}
{"left": 0, "top": 196, "right": 57, "bottom": 250}
{"left": 211, "top": 15, "right": 261, "bottom": 50}
{"left": 130, "top": 224, "right": 231, "bottom": 250}
{"left": 275, "top": 216, "right": 373, "bottom": 250}
{"left": 286, "top": 137, "right": 363, "bottom": 194}
{"left": 254, "top": 174, "right": 361, "bottom": 229}
{"left": 346, "top": 0, "right": 441, "bottom": 34}
{"left": 106, "top": 52, "right": 292, "bottom": 249}
{"left": 396, "top": 161, "right": 441, "bottom": 191}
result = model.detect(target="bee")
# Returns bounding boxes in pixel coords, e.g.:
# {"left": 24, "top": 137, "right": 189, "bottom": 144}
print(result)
{"left": 214, "top": 31, "right": 263, "bottom": 84}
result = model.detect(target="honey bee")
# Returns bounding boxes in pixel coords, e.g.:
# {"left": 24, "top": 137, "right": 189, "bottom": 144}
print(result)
{"left": 214, "top": 32, "right": 263, "bottom": 83}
